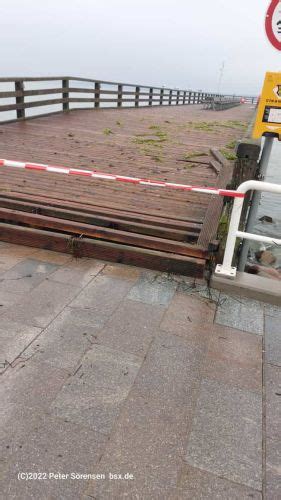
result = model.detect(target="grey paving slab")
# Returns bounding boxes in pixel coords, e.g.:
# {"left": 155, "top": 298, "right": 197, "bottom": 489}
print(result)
{"left": 264, "top": 304, "right": 281, "bottom": 318}
{"left": 265, "top": 437, "right": 281, "bottom": 500}
{"left": 177, "top": 280, "right": 221, "bottom": 303}
{"left": 97, "top": 299, "right": 165, "bottom": 357}
{"left": 133, "top": 331, "right": 204, "bottom": 408}
{"left": 0, "top": 289, "right": 24, "bottom": 311}
{"left": 0, "top": 245, "right": 38, "bottom": 273}
{"left": 2, "top": 279, "right": 79, "bottom": 328}
{"left": 0, "top": 254, "right": 34, "bottom": 274}
{"left": 50, "top": 345, "right": 141, "bottom": 435}
{"left": 176, "top": 465, "right": 262, "bottom": 499}
{"left": 185, "top": 379, "right": 262, "bottom": 490}
{"left": 265, "top": 315, "right": 281, "bottom": 366}
{"left": 0, "top": 359, "right": 68, "bottom": 417}
{"left": 265, "top": 364, "right": 281, "bottom": 440}
{"left": 85, "top": 389, "right": 188, "bottom": 499}
{"left": 0, "top": 360, "right": 68, "bottom": 446}
{"left": 0, "top": 403, "right": 45, "bottom": 457}
{"left": 29, "top": 248, "right": 72, "bottom": 264}
{"left": 215, "top": 293, "right": 264, "bottom": 335}
{"left": 2, "top": 415, "right": 106, "bottom": 500}
{"left": 101, "top": 262, "right": 141, "bottom": 281}
{"left": 69, "top": 274, "right": 133, "bottom": 317}
{"left": 127, "top": 271, "right": 177, "bottom": 306}
{"left": 0, "top": 258, "right": 59, "bottom": 293}
{"left": 85, "top": 479, "right": 173, "bottom": 500}
{"left": 20, "top": 306, "right": 103, "bottom": 372}
{"left": 203, "top": 323, "right": 262, "bottom": 392}
{"left": 203, "top": 358, "right": 262, "bottom": 394}
{"left": 160, "top": 292, "right": 215, "bottom": 342}
{"left": 0, "top": 243, "right": 37, "bottom": 259}
{"left": 0, "top": 318, "right": 41, "bottom": 371}
{"left": 49, "top": 259, "right": 104, "bottom": 287}
{"left": 160, "top": 292, "right": 215, "bottom": 337}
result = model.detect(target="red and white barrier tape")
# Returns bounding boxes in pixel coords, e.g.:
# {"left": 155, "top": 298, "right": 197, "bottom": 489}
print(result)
{"left": 0, "top": 159, "right": 245, "bottom": 198}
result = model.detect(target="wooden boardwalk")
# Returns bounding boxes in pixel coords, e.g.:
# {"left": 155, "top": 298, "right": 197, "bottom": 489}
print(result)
{"left": 0, "top": 104, "right": 254, "bottom": 276}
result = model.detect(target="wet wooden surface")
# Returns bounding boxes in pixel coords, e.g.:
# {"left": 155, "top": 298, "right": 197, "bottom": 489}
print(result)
{"left": 0, "top": 104, "right": 254, "bottom": 275}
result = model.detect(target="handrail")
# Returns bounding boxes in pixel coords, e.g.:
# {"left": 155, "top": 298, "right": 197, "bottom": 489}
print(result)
{"left": 215, "top": 180, "right": 281, "bottom": 279}
{"left": 0, "top": 75, "right": 257, "bottom": 123}
{"left": 0, "top": 75, "right": 200, "bottom": 92}
{"left": 202, "top": 96, "right": 241, "bottom": 111}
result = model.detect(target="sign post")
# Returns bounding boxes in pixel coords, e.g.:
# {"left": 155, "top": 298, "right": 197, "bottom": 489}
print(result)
{"left": 238, "top": 72, "right": 281, "bottom": 272}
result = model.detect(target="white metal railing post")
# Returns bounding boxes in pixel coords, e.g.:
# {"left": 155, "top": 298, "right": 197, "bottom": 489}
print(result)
{"left": 238, "top": 137, "right": 274, "bottom": 271}
{"left": 215, "top": 196, "right": 245, "bottom": 278}
{"left": 215, "top": 180, "right": 281, "bottom": 279}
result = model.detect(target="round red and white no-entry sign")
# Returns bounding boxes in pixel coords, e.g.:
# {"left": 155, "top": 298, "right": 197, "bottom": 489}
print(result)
{"left": 265, "top": 0, "right": 281, "bottom": 50}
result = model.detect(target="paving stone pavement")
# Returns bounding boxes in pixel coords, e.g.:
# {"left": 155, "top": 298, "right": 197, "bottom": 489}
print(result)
{"left": 0, "top": 243, "right": 280, "bottom": 499}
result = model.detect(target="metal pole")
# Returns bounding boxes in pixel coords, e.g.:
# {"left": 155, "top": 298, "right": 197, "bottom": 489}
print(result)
{"left": 216, "top": 180, "right": 281, "bottom": 279}
{"left": 216, "top": 196, "right": 245, "bottom": 278}
{"left": 238, "top": 136, "right": 274, "bottom": 271}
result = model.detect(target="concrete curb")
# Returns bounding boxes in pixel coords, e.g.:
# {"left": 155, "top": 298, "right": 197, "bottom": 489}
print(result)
{"left": 211, "top": 271, "right": 281, "bottom": 306}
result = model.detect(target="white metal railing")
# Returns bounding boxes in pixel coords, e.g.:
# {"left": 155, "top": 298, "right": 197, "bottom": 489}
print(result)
{"left": 215, "top": 180, "right": 281, "bottom": 279}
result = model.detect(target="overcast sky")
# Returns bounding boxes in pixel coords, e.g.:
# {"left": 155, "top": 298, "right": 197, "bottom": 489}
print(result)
{"left": 0, "top": 0, "right": 280, "bottom": 95}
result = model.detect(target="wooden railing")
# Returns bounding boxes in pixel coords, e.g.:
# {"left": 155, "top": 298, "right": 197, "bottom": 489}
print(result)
{"left": 0, "top": 76, "right": 257, "bottom": 122}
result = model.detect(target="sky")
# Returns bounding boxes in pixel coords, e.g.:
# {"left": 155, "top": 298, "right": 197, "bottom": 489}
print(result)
{"left": 0, "top": 0, "right": 280, "bottom": 95}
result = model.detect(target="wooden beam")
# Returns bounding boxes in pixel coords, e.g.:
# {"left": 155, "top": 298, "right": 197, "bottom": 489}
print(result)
{"left": 0, "top": 196, "right": 199, "bottom": 242}
{"left": 0, "top": 192, "right": 203, "bottom": 227}
{"left": 117, "top": 84, "right": 123, "bottom": 107}
{"left": 0, "top": 224, "right": 205, "bottom": 277}
{"left": 149, "top": 88, "right": 153, "bottom": 106}
{"left": 94, "top": 82, "right": 100, "bottom": 108}
{"left": 169, "top": 90, "right": 173, "bottom": 105}
{"left": 62, "top": 78, "right": 69, "bottom": 111}
{"left": 15, "top": 80, "right": 25, "bottom": 119}
{"left": 135, "top": 86, "right": 140, "bottom": 107}
{"left": 0, "top": 207, "right": 207, "bottom": 258}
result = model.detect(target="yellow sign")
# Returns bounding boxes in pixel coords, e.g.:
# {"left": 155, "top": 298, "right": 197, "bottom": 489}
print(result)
{"left": 253, "top": 72, "right": 281, "bottom": 140}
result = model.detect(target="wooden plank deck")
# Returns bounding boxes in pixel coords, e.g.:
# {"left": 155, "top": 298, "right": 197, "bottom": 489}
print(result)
{"left": 0, "top": 104, "right": 254, "bottom": 276}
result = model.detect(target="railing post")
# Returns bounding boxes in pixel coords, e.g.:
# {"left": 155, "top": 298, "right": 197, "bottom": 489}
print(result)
{"left": 169, "top": 89, "right": 173, "bottom": 105}
{"left": 215, "top": 196, "right": 245, "bottom": 278}
{"left": 160, "top": 88, "right": 164, "bottom": 105}
{"left": 117, "top": 84, "right": 123, "bottom": 108}
{"left": 183, "top": 91, "right": 186, "bottom": 105}
{"left": 149, "top": 87, "right": 153, "bottom": 106}
{"left": 15, "top": 80, "right": 25, "bottom": 120}
{"left": 238, "top": 137, "right": 275, "bottom": 272}
{"left": 193, "top": 92, "right": 196, "bottom": 104}
{"left": 95, "top": 82, "right": 100, "bottom": 108}
{"left": 135, "top": 86, "right": 140, "bottom": 107}
{"left": 62, "top": 78, "right": 69, "bottom": 112}
{"left": 176, "top": 90, "right": 180, "bottom": 105}
{"left": 215, "top": 180, "right": 281, "bottom": 279}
